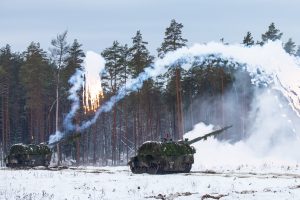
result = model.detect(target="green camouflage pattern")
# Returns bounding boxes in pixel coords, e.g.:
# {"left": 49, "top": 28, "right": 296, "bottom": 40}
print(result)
{"left": 4, "top": 143, "right": 52, "bottom": 168}
{"left": 128, "top": 141, "right": 195, "bottom": 174}
{"left": 137, "top": 141, "right": 195, "bottom": 156}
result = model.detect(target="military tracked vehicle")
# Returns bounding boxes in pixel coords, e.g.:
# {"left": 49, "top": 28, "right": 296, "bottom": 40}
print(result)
{"left": 4, "top": 143, "right": 52, "bottom": 168}
{"left": 4, "top": 132, "right": 82, "bottom": 168}
{"left": 128, "top": 125, "right": 232, "bottom": 174}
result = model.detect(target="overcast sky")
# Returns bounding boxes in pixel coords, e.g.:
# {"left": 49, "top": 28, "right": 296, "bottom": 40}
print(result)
{"left": 1, "top": 0, "right": 300, "bottom": 54}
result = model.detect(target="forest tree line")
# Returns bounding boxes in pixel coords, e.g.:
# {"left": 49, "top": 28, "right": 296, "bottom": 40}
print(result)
{"left": 0, "top": 21, "right": 299, "bottom": 166}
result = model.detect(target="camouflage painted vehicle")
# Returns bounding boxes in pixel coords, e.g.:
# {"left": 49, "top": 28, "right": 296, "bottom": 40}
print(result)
{"left": 4, "top": 143, "right": 52, "bottom": 168}
{"left": 128, "top": 125, "right": 232, "bottom": 174}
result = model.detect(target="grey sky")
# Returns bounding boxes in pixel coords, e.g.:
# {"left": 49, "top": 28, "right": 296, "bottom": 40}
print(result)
{"left": 1, "top": 0, "right": 300, "bottom": 54}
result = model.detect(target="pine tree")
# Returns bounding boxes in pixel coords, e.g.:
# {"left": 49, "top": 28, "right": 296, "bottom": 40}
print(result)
{"left": 101, "top": 41, "right": 127, "bottom": 94}
{"left": 284, "top": 38, "right": 296, "bottom": 55}
{"left": 261, "top": 22, "right": 283, "bottom": 43}
{"left": 20, "top": 42, "right": 54, "bottom": 144}
{"left": 157, "top": 19, "right": 188, "bottom": 140}
{"left": 0, "top": 45, "right": 25, "bottom": 146}
{"left": 157, "top": 19, "right": 188, "bottom": 58}
{"left": 50, "top": 31, "right": 69, "bottom": 132}
{"left": 128, "top": 31, "right": 153, "bottom": 77}
{"left": 0, "top": 52, "right": 10, "bottom": 154}
{"left": 62, "top": 39, "right": 85, "bottom": 93}
{"left": 49, "top": 31, "right": 69, "bottom": 165}
{"left": 0, "top": 46, "right": 11, "bottom": 153}
{"left": 242, "top": 31, "right": 254, "bottom": 46}
{"left": 127, "top": 30, "right": 154, "bottom": 154}
{"left": 101, "top": 41, "right": 128, "bottom": 165}
{"left": 61, "top": 39, "right": 85, "bottom": 164}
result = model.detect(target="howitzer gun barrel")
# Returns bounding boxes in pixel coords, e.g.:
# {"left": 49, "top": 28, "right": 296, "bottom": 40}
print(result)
{"left": 186, "top": 125, "right": 232, "bottom": 145}
{"left": 47, "top": 133, "right": 81, "bottom": 149}
{"left": 48, "top": 140, "right": 61, "bottom": 149}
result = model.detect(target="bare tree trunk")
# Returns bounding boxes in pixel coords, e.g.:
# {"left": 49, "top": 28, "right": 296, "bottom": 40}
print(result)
{"left": 82, "top": 133, "right": 85, "bottom": 164}
{"left": 189, "top": 90, "right": 194, "bottom": 129}
{"left": 56, "top": 71, "right": 61, "bottom": 166}
{"left": 93, "top": 123, "right": 97, "bottom": 165}
{"left": 5, "top": 84, "right": 10, "bottom": 150}
{"left": 118, "top": 102, "right": 123, "bottom": 165}
{"left": 76, "top": 138, "right": 80, "bottom": 165}
{"left": 86, "top": 130, "right": 90, "bottom": 164}
{"left": 112, "top": 106, "right": 117, "bottom": 165}
{"left": 30, "top": 109, "right": 33, "bottom": 143}
{"left": 156, "top": 103, "right": 161, "bottom": 140}
{"left": 134, "top": 112, "right": 137, "bottom": 154}
{"left": 0, "top": 143, "right": 3, "bottom": 167}
{"left": 51, "top": 31, "right": 69, "bottom": 166}
{"left": 39, "top": 108, "right": 45, "bottom": 143}
{"left": 104, "top": 114, "right": 108, "bottom": 166}
{"left": 102, "top": 112, "right": 107, "bottom": 166}
{"left": 137, "top": 93, "right": 141, "bottom": 145}
{"left": 1, "top": 97, "right": 4, "bottom": 153}
{"left": 220, "top": 70, "right": 224, "bottom": 126}
{"left": 148, "top": 100, "right": 153, "bottom": 140}
{"left": 241, "top": 83, "right": 246, "bottom": 139}
{"left": 125, "top": 100, "right": 129, "bottom": 163}
{"left": 0, "top": 94, "right": 8, "bottom": 153}
{"left": 175, "top": 68, "right": 184, "bottom": 140}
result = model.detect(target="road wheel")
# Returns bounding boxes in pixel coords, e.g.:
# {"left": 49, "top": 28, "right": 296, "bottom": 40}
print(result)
{"left": 130, "top": 164, "right": 145, "bottom": 174}
{"left": 147, "top": 164, "right": 159, "bottom": 174}
{"left": 134, "top": 166, "right": 146, "bottom": 174}
{"left": 44, "top": 160, "right": 50, "bottom": 167}
{"left": 183, "top": 163, "right": 192, "bottom": 173}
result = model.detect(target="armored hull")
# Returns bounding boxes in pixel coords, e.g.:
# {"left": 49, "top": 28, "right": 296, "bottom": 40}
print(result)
{"left": 128, "top": 141, "right": 195, "bottom": 174}
{"left": 4, "top": 143, "right": 52, "bottom": 168}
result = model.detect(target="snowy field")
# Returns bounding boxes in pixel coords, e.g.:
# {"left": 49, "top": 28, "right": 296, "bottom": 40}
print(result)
{"left": 1, "top": 165, "right": 300, "bottom": 200}
{"left": 2, "top": 122, "right": 300, "bottom": 200}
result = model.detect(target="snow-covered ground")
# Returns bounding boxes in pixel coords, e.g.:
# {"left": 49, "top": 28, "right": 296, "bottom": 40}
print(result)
{"left": 1, "top": 165, "right": 300, "bottom": 200}
{"left": 2, "top": 122, "right": 300, "bottom": 200}
{"left": 3, "top": 120, "right": 300, "bottom": 200}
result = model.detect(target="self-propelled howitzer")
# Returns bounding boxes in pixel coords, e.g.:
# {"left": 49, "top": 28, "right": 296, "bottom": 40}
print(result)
{"left": 4, "top": 143, "right": 52, "bottom": 168}
{"left": 128, "top": 125, "right": 232, "bottom": 174}
{"left": 4, "top": 132, "right": 81, "bottom": 168}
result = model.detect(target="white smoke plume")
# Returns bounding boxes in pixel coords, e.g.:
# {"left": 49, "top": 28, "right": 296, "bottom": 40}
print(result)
{"left": 187, "top": 116, "right": 300, "bottom": 171}
{"left": 63, "top": 69, "right": 84, "bottom": 131}
{"left": 49, "top": 69, "right": 84, "bottom": 145}
{"left": 49, "top": 41, "right": 300, "bottom": 153}
{"left": 48, "top": 130, "right": 64, "bottom": 146}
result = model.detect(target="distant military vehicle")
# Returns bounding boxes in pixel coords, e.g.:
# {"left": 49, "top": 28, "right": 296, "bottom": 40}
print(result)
{"left": 4, "top": 132, "right": 82, "bottom": 168}
{"left": 4, "top": 143, "right": 52, "bottom": 168}
{"left": 128, "top": 125, "right": 232, "bottom": 174}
